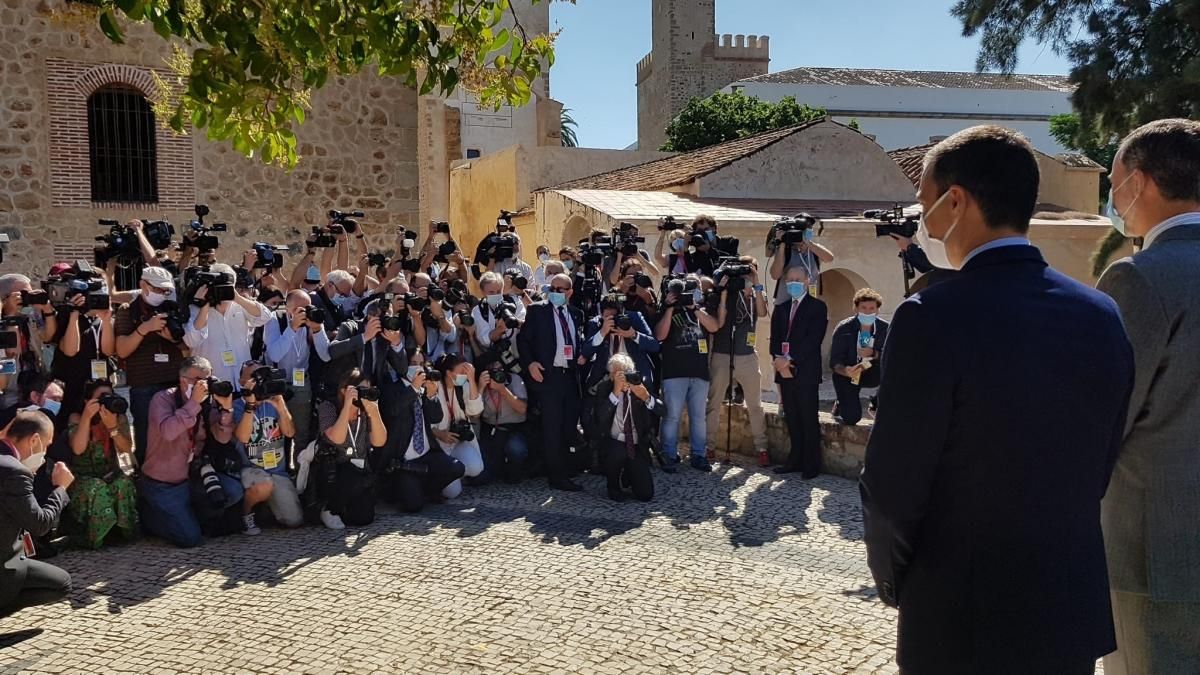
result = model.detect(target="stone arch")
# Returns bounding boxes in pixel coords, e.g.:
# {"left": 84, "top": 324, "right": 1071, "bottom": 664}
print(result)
{"left": 817, "top": 267, "right": 872, "bottom": 364}
{"left": 73, "top": 63, "right": 159, "bottom": 99}
{"left": 561, "top": 214, "right": 592, "bottom": 248}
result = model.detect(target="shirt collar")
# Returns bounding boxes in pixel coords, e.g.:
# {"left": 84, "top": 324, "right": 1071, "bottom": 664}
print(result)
{"left": 1143, "top": 211, "right": 1200, "bottom": 249}
{"left": 962, "top": 236, "right": 1031, "bottom": 266}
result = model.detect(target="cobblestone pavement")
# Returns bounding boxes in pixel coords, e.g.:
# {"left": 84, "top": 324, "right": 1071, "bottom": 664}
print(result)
{"left": 0, "top": 463, "right": 902, "bottom": 674}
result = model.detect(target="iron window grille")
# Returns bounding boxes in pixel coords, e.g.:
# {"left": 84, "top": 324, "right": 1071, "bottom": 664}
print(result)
{"left": 87, "top": 85, "right": 159, "bottom": 203}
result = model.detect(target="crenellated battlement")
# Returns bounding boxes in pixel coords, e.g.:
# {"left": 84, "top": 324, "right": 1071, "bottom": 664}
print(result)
{"left": 713, "top": 33, "right": 770, "bottom": 61}
{"left": 636, "top": 51, "right": 654, "bottom": 84}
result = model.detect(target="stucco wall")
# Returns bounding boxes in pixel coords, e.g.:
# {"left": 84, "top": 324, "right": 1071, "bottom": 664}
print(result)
{"left": 698, "top": 123, "right": 916, "bottom": 201}
{"left": 1036, "top": 155, "right": 1103, "bottom": 214}
{"left": 0, "top": 0, "right": 419, "bottom": 278}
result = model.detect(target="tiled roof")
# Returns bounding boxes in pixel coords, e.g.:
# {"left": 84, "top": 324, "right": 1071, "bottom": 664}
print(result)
{"left": 886, "top": 143, "right": 1105, "bottom": 187}
{"left": 737, "top": 67, "right": 1073, "bottom": 92}
{"left": 550, "top": 120, "right": 827, "bottom": 191}
{"left": 550, "top": 189, "right": 902, "bottom": 222}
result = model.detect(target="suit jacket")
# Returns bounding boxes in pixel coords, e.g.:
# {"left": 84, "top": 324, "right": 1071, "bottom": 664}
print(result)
{"left": 828, "top": 315, "right": 890, "bottom": 388}
{"left": 1097, "top": 218, "right": 1200, "bottom": 602}
{"left": 859, "top": 244, "right": 1134, "bottom": 674}
{"left": 581, "top": 311, "right": 660, "bottom": 388}
{"left": 588, "top": 379, "right": 663, "bottom": 455}
{"left": 768, "top": 296, "right": 828, "bottom": 385}
{"left": 517, "top": 301, "right": 585, "bottom": 377}
{"left": 0, "top": 453, "right": 69, "bottom": 608}
{"left": 327, "top": 320, "right": 407, "bottom": 389}
{"left": 375, "top": 382, "right": 443, "bottom": 473}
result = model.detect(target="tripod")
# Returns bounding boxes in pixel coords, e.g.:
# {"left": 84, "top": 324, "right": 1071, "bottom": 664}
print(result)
{"left": 721, "top": 283, "right": 750, "bottom": 464}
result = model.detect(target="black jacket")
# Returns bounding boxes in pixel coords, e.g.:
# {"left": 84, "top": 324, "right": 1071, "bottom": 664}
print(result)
{"left": 0, "top": 452, "right": 69, "bottom": 608}
{"left": 517, "top": 301, "right": 585, "bottom": 377}
{"left": 859, "top": 245, "right": 1134, "bottom": 673}
{"left": 327, "top": 320, "right": 407, "bottom": 389}
{"left": 375, "top": 382, "right": 443, "bottom": 473}
{"left": 587, "top": 379, "right": 663, "bottom": 456}
{"left": 768, "top": 296, "right": 828, "bottom": 385}
{"left": 828, "top": 316, "right": 890, "bottom": 389}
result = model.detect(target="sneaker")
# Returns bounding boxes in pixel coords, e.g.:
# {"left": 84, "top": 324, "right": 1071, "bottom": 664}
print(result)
{"left": 242, "top": 513, "right": 261, "bottom": 536}
{"left": 320, "top": 509, "right": 346, "bottom": 530}
{"left": 690, "top": 455, "right": 712, "bottom": 472}
{"left": 757, "top": 450, "right": 770, "bottom": 468}
{"left": 661, "top": 457, "right": 679, "bottom": 474}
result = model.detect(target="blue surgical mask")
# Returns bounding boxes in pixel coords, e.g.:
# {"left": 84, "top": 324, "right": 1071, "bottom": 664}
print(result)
{"left": 671, "top": 238, "right": 686, "bottom": 252}
{"left": 1106, "top": 174, "right": 1140, "bottom": 237}
{"left": 858, "top": 313, "right": 876, "bottom": 326}
{"left": 538, "top": 254, "right": 550, "bottom": 264}
{"left": 42, "top": 399, "right": 62, "bottom": 417}
{"left": 786, "top": 281, "right": 807, "bottom": 299}
{"left": 691, "top": 289, "right": 703, "bottom": 304}
{"left": 704, "top": 230, "right": 716, "bottom": 242}
{"left": 548, "top": 291, "right": 567, "bottom": 307}
{"left": 407, "top": 365, "right": 422, "bottom": 382}
{"left": 454, "top": 373, "right": 469, "bottom": 387}
{"left": 485, "top": 294, "right": 503, "bottom": 307}
{"left": 562, "top": 260, "right": 574, "bottom": 271}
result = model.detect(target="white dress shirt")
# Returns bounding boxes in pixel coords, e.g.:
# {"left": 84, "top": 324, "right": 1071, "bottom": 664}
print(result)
{"left": 552, "top": 305, "right": 576, "bottom": 368}
{"left": 1143, "top": 211, "right": 1200, "bottom": 249}
{"left": 608, "top": 390, "right": 655, "bottom": 442}
{"left": 403, "top": 384, "right": 436, "bottom": 461}
{"left": 185, "top": 301, "right": 272, "bottom": 384}
{"left": 431, "top": 384, "right": 483, "bottom": 450}
{"left": 470, "top": 299, "right": 527, "bottom": 349}
{"left": 263, "top": 319, "right": 332, "bottom": 375}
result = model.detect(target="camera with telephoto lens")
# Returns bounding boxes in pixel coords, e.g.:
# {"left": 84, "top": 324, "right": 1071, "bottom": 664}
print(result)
{"left": 773, "top": 213, "right": 821, "bottom": 245}
{"left": 503, "top": 269, "right": 528, "bottom": 291}
{"left": 367, "top": 252, "right": 390, "bottom": 268}
{"left": 865, "top": 205, "right": 920, "bottom": 239}
{"left": 493, "top": 301, "right": 520, "bottom": 328}
{"left": 328, "top": 210, "right": 365, "bottom": 235}
{"left": 98, "top": 392, "right": 128, "bottom": 415}
{"left": 623, "top": 371, "right": 643, "bottom": 387}
{"left": 613, "top": 222, "right": 645, "bottom": 257}
{"left": 492, "top": 338, "right": 522, "bottom": 373}
{"left": 449, "top": 419, "right": 476, "bottom": 442}
{"left": 196, "top": 458, "right": 226, "bottom": 509}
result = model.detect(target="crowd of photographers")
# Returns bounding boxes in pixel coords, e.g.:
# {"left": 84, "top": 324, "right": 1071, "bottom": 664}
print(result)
{"left": 0, "top": 204, "right": 901, "bottom": 615}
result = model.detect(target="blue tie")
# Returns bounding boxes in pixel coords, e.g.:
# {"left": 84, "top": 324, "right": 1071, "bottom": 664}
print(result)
{"left": 412, "top": 397, "right": 426, "bottom": 456}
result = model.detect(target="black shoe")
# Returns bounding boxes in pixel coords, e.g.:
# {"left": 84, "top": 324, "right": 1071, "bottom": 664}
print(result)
{"left": 773, "top": 465, "right": 804, "bottom": 475}
{"left": 690, "top": 455, "right": 712, "bottom": 472}
{"left": 661, "top": 458, "right": 679, "bottom": 474}
{"left": 550, "top": 478, "right": 583, "bottom": 492}
{"left": 607, "top": 489, "right": 628, "bottom": 502}
{"left": 801, "top": 472, "right": 820, "bottom": 480}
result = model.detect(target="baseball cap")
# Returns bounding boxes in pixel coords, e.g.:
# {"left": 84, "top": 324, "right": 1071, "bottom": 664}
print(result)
{"left": 140, "top": 266, "right": 175, "bottom": 290}
{"left": 48, "top": 262, "right": 71, "bottom": 276}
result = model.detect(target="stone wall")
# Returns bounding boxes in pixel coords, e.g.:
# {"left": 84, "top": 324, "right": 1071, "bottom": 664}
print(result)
{"left": 0, "top": 0, "right": 419, "bottom": 278}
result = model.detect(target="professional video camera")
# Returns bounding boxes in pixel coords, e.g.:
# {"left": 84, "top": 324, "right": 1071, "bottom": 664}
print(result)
{"left": 252, "top": 242, "right": 289, "bottom": 270}
{"left": 662, "top": 275, "right": 700, "bottom": 308}
{"left": 94, "top": 218, "right": 175, "bottom": 267}
{"left": 656, "top": 215, "right": 680, "bottom": 232}
{"left": 496, "top": 210, "right": 516, "bottom": 233}
{"left": 307, "top": 226, "right": 337, "bottom": 249}
{"left": 43, "top": 260, "right": 109, "bottom": 311}
{"left": 328, "top": 210, "right": 365, "bottom": 236}
{"left": 715, "top": 256, "right": 752, "bottom": 291}
{"left": 477, "top": 213, "right": 520, "bottom": 264}
{"left": 184, "top": 204, "right": 227, "bottom": 252}
{"left": 612, "top": 222, "right": 645, "bottom": 257}
{"left": 183, "top": 266, "right": 235, "bottom": 307}
{"left": 772, "top": 213, "right": 822, "bottom": 245}
{"left": 865, "top": 205, "right": 920, "bottom": 239}
{"left": 577, "top": 241, "right": 610, "bottom": 268}
{"left": 493, "top": 300, "right": 521, "bottom": 329}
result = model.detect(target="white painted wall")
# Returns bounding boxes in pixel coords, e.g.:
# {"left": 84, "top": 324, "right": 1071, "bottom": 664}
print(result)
{"left": 724, "top": 81, "right": 1073, "bottom": 153}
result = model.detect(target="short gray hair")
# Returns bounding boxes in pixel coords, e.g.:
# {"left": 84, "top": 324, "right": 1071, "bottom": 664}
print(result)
{"left": 1119, "top": 118, "right": 1200, "bottom": 202}
{"left": 327, "top": 269, "right": 354, "bottom": 288}
{"left": 0, "top": 274, "right": 31, "bottom": 298}
{"left": 479, "top": 271, "right": 503, "bottom": 291}
{"left": 607, "top": 353, "right": 636, "bottom": 375}
{"left": 180, "top": 356, "right": 212, "bottom": 376}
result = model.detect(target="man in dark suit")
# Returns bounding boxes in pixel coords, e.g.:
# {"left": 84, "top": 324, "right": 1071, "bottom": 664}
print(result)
{"left": 828, "top": 288, "right": 889, "bottom": 425}
{"left": 859, "top": 125, "right": 1135, "bottom": 675}
{"left": 589, "top": 353, "right": 663, "bottom": 502}
{"left": 580, "top": 294, "right": 659, "bottom": 390}
{"left": 327, "top": 295, "right": 409, "bottom": 391}
{"left": 374, "top": 367, "right": 463, "bottom": 513}
{"left": 0, "top": 411, "right": 74, "bottom": 618}
{"left": 517, "top": 273, "right": 586, "bottom": 492}
{"left": 769, "top": 265, "right": 828, "bottom": 477}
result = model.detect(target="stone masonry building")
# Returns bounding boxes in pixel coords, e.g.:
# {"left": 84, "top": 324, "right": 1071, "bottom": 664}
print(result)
{"left": 635, "top": 0, "right": 770, "bottom": 151}
{"left": 0, "top": 0, "right": 557, "bottom": 278}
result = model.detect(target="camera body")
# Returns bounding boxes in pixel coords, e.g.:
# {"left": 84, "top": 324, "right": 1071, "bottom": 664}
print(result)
{"left": 624, "top": 370, "right": 643, "bottom": 387}
{"left": 493, "top": 301, "right": 520, "bottom": 328}
{"left": 302, "top": 305, "right": 327, "bottom": 325}
{"left": 207, "top": 378, "right": 235, "bottom": 398}
{"left": 865, "top": 206, "right": 920, "bottom": 239}
{"left": 614, "top": 313, "right": 633, "bottom": 332}
{"left": 307, "top": 226, "right": 337, "bottom": 249}
{"left": 252, "top": 242, "right": 288, "bottom": 270}
{"left": 328, "top": 210, "right": 365, "bottom": 236}
{"left": 774, "top": 213, "right": 819, "bottom": 245}
{"left": 367, "top": 252, "right": 389, "bottom": 268}
{"left": 487, "top": 364, "right": 508, "bottom": 385}
{"left": 503, "top": 269, "right": 528, "bottom": 291}
{"left": 98, "top": 392, "right": 129, "bottom": 415}
{"left": 449, "top": 419, "right": 476, "bottom": 442}
{"left": 355, "top": 385, "right": 381, "bottom": 403}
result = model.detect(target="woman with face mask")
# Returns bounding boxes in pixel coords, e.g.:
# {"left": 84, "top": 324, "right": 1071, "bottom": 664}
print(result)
{"left": 655, "top": 228, "right": 693, "bottom": 276}
{"left": 64, "top": 380, "right": 138, "bottom": 549}
{"left": 429, "top": 354, "right": 484, "bottom": 498}
{"left": 0, "top": 410, "right": 75, "bottom": 617}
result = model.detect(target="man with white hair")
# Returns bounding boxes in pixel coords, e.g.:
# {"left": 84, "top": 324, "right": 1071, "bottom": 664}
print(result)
{"left": 184, "top": 263, "right": 271, "bottom": 386}
{"left": 589, "top": 352, "right": 662, "bottom": 502}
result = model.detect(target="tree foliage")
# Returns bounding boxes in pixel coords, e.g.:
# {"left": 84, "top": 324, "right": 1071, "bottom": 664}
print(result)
{"left": 72, "top": 0, "right": 559, "bottom": 168}
{"left": 661, "top": 92, "right": 827, "bottom": 152}
{"left": 560, "top": 107, "right": 579, "bottom": 147}
{"left": 952, "top": 0, "right": 1200, "bottom": 139}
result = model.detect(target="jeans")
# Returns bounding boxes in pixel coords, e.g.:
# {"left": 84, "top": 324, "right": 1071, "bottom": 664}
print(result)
{"left": 832, "top": 374, "right": 863, "bottom": 425}
{"left": 479, "top": 424, "right": 531, "bottom": 483}
{"left": 138, "top": 476, "right": 203, "bottom": 548}
{"left": 129, "top": 383, "right": 169, "bottom": 464}
{"left": 660, "top": 377, "right": 710, "bottom": 461}
{"left": 443, "top": 438, "right": 484, "bottom": 498}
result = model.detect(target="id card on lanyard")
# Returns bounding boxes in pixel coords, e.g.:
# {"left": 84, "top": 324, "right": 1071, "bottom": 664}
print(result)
{"left": 89, "top": 323, "right": 107, "bottom": 380}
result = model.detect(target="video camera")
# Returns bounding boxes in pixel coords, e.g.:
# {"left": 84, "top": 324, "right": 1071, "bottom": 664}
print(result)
{"left": 715, "top": 256, "right": 752, "bottom": 291}
{"left": 577, "top": 241, "right": 610, "bottom": 268}
{"left": 865, "top": 205, "right": 920, "bottom": 239}
{"left": 773, "top": 213, "right": 821, "bottom": 245}
{"left": 243, "top": 366, "right": 289, "bottom": 400}
{"left": 328, "top": 210, "right": 365, "bottom": 236}
{"left": 183, "top": 266, "right": 235, "bottom": 306}
{"left": 184, "top": 205, "right": 227, "bottom": 252}
{"left": 656, "top": 215, "right": 679, "bottom": 232}
{"left": 612, "top": 222, "right": 645, "bottom": 257}
{"left": 252, "top": 242, "right": 289, "bottom": 270}
{"left": 43, "top": 260, "right": 109, "bottom": 311}
{"left": 663, "top": 275, "right": 700, "bottom": 308}
{"left": 94, "top": 218, "right": 175, "bottom": 267}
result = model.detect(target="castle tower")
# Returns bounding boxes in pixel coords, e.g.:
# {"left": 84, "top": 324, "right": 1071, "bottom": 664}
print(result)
{"left": 636, "top": 0, "right": 770, "bottom": 150}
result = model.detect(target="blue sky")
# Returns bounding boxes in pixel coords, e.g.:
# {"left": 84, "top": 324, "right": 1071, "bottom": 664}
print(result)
{"left": 548, "top": 1, "right": 1072, "bottom": 149}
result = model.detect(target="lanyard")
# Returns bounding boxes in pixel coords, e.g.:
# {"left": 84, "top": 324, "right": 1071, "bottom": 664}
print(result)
{"left": 292, "top": 326, "right": 306, "bottom": 360}
{"left": 447, "top": 388, "right": 458, "bottom": 419}
{"left": 347, "top": 418, "right": 362, "bottom": 451}
{"left": 89, "top": 322, "right": 101, "bottom": 354}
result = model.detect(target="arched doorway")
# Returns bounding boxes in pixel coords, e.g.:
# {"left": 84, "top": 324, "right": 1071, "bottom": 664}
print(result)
{"left": 817, "top": 268, "right": 872, "bottom": 366}
{"left": 561, "top": 214, "right": 592, "bottom": 248}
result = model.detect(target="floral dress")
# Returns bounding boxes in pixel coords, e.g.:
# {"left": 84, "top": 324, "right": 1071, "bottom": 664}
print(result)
{"left": 65, "top": 423, "right": 139, "bottom": 549}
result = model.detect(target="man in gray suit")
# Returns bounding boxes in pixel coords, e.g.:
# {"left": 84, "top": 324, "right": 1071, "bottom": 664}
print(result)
{"left": 1098, "top": 118, "right": 1200, "bottom": 675}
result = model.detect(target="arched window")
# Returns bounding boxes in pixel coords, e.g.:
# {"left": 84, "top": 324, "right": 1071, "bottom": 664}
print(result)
{"left": 87, "top": 85, "right": 158, "bottom": 203}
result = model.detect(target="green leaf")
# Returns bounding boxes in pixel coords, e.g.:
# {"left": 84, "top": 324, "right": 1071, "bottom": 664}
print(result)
{"left": 98, "top": 10, "right": 125, "bottom": 44}
{"left": 490, "top": 28, "right": 510, "bottom": 54}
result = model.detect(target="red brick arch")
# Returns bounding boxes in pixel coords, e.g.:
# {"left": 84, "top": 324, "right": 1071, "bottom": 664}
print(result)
{"left": 72, "top": 63, "right": 159, "bottom": 99}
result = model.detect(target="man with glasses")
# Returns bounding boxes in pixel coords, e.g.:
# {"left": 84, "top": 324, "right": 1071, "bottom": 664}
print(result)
{"left": 115, "top": 266, "right": 186, "bottom": 462}
{"left": 518, "top": 274, "right": 586, "bottom": 492}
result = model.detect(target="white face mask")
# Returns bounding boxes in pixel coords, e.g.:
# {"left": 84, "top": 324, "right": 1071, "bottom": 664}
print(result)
{"left": 144, "top": 291, "right": 167, "bottom": 307}
{"left": 915, "top": 191, "right": 955, "bottom": 270}
{"left": 184, "top": 383, "right": 194, "bottom": 400}
{"left": 21, "top": 436, "right": 45, "bottom": 472}
{"left": 538, "top": 254, "right": 550, "bottom": 265}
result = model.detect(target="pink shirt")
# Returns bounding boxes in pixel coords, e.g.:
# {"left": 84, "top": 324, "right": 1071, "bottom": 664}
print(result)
{"left": 143, "top": 388, "right": 234, "bottom": 484}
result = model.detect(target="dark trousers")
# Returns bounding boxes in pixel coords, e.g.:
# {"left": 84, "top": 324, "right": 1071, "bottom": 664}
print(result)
{"left": 537, "top": 368, "right": 581, "bottom": 482}
{"left": 780, "top": 376, "right": 821, "bottom": 475}
{"left": 0, "top": 559, "right": 72, "bottom": 618}
{"left": 832, "top": 374, "right": 863, "bottom": 425}
{"left": 129, "top": 383, "right": 170, "bottom": 465}
{"left": 605, "top": 438, "right": 653, "bottom": 501}
{"left": 311, "top": 461, "right": 376, "bottom": 527}
{"left": 900, "top": 661, "right": 1095, "bottom": 675}
{"left": 383, "top": 449, "right": 465, "bottom": 513}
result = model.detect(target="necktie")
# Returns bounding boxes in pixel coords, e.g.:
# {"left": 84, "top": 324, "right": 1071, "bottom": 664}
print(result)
{"left": 789, "top": 300, "right": 800, "bottom": 326}
{"left": 622, "top": 392, "right": 635, "bottom": 458}
{"left": 556, "top": 308, "right": 572, "bottom": 353}
{"left": 412, "top": 397, "right": 426, "bottom": 457}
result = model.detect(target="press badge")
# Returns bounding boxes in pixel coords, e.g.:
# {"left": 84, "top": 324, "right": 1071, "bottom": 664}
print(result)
{"left": 292, "top": 368, "right": 307, "bottom": 388}
{"left": 261, "top": 450, "right": 279, "bottom": 470}
{"left": 90, "top": 359, "right": 108, "bottom": 380}
{"left": 697, "top": 339, "right": 708, "bottom": 355}
{"left": 746, "top": 332, "right": 757, "bottom": 349}
{"left": 154, "top": 352, "right": 169, "bottom": 363}
{"left": 859, "top": 334, "right": 874, "bottom": 349}
{"left": 0, "top": 359, "right": 16, "bottom": 375}
{"left": 21, "top": 531, "right": 35, "bottom": 557}
{"left": 221, "top": 350, "right": 236, "bottom": 367}
{"left": 808, "top": 283, "right": 819, "bottom": 297}
{"left": 563, "top": 344, "right": 573, "bottom": 360}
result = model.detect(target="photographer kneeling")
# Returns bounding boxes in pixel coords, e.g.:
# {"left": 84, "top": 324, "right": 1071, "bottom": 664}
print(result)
{"left": 311, "top": 369, "right": 387, "bottom": 529}
{"left": 476, "top": 353, "right": 530, "bottom": 484}
{"left": 582, "top": 293, "right": 658, "bottom": 391}
{"left": 233, "top": 362, "right": 303, "bottom": 533}
{"left": 65, "top": 380, "right": 137, "bottom": 549}
{"left": 591, "top": 354, "right": 663, "bottom": 502}
{"left": 430, "top": 354, "right": 484, "bottom": 498}
{"left": 828, "top": 288, "right": 888, "bottom": 426}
